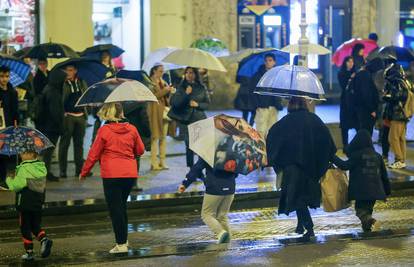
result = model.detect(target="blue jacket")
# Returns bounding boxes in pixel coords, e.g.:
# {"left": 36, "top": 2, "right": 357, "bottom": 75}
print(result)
{"left": 182, "top": 159, "right": 237, "bottom": 195}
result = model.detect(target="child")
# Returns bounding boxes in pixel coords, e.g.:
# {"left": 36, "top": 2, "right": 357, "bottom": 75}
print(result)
{"left": 178, "top": 158, "right": 237, "bottom": 244}
{"left": 6, "top": 149, "right": 53, "bottom": 261}
{"left": 333, "top": 130, "right": 391, "bottom": 232}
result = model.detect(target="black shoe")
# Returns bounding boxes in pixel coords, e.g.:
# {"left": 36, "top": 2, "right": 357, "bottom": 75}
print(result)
{"left": 131, "top": 186, "right": 143, "bottom": 192}
{"left": 60, "top": 173, "right": 67, "bottom": 178}
{"left": 295, "top": 225, "right": 305, "bottom": 235}
{"left": 362, "top": 218, "right": 376, "bottom": 233}
{"left": 298, "top": 229, "right": 315, "bottom": 242}
{"left": 47, "top": 174, "right": 59, "bottom": 182}
{"left": 40, "top": 238, "right": 53, "bottom": 258}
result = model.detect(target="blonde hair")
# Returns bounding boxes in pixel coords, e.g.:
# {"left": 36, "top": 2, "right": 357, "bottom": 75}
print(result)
{"left": 97, "top": 102, "right": 125, "bottom": 122}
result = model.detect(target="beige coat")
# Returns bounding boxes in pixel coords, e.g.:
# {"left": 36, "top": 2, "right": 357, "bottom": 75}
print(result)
{"left": 148, "top": 79, "right": 170, "bottom": 139}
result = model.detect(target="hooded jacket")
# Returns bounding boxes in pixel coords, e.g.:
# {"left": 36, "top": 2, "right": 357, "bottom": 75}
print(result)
{"left": 6, "top": 160, "right": 47, "bottom": 211}
{"left": 333, "top": 130, "right": 391, "bottom": 201}
{"left": 80, "top": 122, "right": 145, "bottom": 178}
{"left": 0, "top": 82, "right": 18, "bottom": 127}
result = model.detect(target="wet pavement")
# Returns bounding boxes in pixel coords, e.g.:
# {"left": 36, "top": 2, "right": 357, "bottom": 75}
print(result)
{"left": 1, "top": 195, "right": 414, "bottom": 265}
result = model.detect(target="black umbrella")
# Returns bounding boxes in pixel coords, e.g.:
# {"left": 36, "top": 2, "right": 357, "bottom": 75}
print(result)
{"left": 80, "top": 44, "right": 124, "bottom": 60}
{"left": 52, "top": 57, "right": 108, "bottom": 86}
{"left": 367, "top": 45, "right": 414, "bottom": 68}
{"left": 26, "top": 42, "right": 79, "bottom": 59}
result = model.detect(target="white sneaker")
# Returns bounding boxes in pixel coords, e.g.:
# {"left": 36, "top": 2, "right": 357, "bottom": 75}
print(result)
{"left": 109, "top": 243, "right": 128, "bottom": 254}
{"left": 389, "top": 161, "right": 406, "bottom": 169}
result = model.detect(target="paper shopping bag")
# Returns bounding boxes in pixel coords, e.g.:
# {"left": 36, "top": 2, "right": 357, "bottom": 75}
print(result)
{"left": 321, "top": 168, "right": 350, "bottom": 212}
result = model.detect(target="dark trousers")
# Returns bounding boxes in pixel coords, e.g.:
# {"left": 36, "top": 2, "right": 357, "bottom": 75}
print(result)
{"left": 103, "top": 178, "right": 135, "bottom": 244}
{"left": 184, "top": 125, "right": 194, "bottom": 167}
{"left": 356, "top": 111, "right": 375, "bottom": 136}
{"left": 19, "top": 211, "right": 46, "bottom": 251}
{"left": 242, "top": 110, "right": 256, "bottom": 126}
{"left": 59, "top": 115, "right": 86, "bottom": 175}
{"left": 42, "top": 132, "right": 60, "bottom": 177}
{"left": 355, "top": 200, "right": 376, "bottom": 229}
{"left": 296, "top": 207, "right": 314, "bottom": 231}
{"left": 381, "top": 126, "right": 390, "bottom": 158}
{"left": 0, "top": 155, "right": 15, "bottom": 182}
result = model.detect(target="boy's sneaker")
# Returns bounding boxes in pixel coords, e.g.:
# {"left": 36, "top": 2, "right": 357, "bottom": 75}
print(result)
{"left": 21, "top": 251, "right": 34, "bottom": 261}
{"left": 109, "top": 243, "right": 128, "bottom": 254}
{"left": 389, "top": 161, "right": 406, "bottom": 169}
{"left": 40, "top": 238, "right": 53, "bottom": 258}
{"left": 217, "top": 231, "right": 230, "bottom": 244}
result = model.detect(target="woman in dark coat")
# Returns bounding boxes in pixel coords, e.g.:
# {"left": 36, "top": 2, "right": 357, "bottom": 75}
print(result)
{"left": 338, "top": 56, "right": 356, "bottom": 148}
{"left": 333, "top": 130, "right": 390, "bottom": 232}
{"left": 169, "top": 67, "right": 210, "bottom": 167}
{"left": 266, "top": 97, "right": 336, "bottom": 239}
{"left": 352, "top": 43, "right": 365, "bottom": 71}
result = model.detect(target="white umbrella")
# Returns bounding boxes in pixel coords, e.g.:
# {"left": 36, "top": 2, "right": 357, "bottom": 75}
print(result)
{"left": 141, "top": 47, "right": 185, "bottom": 74}
{"left": 281, "top": 44, "right": 331, "bottom": 55}
{"left": 255, "top": 65, "right": 325, "bottom": 100}
{"left": 163, "top": 48, "right": 227, "bottom": 72}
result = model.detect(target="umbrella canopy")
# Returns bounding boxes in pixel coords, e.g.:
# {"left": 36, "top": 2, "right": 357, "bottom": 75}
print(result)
{"left": 26, "top": 42, "right": 79, "bottom": 59}
{"left": 163, "top": 48, "right": 227, "bottom": 72}
{"left": 255, "top": 65, "right": 325, "bottom": 100}
{"left": 80, "top": 44, "right": 125, "bottom": 60}
{"left": 188, "top": 114, "right": 267, "bottom": 175}
{"left": 141, "top": 47, "right": 184, "bottom": 75}
{"left": 0, "top": 126, "right": 54, "bottom": 156}
{"left": 52, "top": 57, "right": 108, "bottom": 86}
{"left": 332, "top": 38, "right": 378, "bottom": 67}
{"left": 367, "top": 46, "right": 414, "bottom": 68}
{"left": 281, "top": 43, "right": 331, "bottom": 55}
{"left": 76, "top": 78, "right": 157, "bottom": 107}
{"left": 236, "top": 48, "right": 290, "bottom": 81}
{"left": 190, "top": 37, "right": 230, "bottom": 57}
{"left": 0, "top": 54, "right": 31, "bottom": 87}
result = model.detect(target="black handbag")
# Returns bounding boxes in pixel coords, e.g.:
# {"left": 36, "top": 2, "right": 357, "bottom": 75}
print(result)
{"left": 167, "top": 106, "right": 193, "bottom": 125}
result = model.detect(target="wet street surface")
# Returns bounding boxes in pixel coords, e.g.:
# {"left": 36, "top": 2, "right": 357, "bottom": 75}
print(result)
{"left": 2, "top": 195, "right": 414, "bottom": 266}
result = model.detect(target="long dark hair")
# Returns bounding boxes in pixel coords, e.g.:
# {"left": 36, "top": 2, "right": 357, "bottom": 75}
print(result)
{"left": 149, "top": 65, "right": 163, "bottom": 77}
{"left": 340, "top": 56, "right": 354, "bottom": 73}
{"left": 183, "top": 67, "right": 201, "bottom": 84}
{"left": 352, "top": 43, "right": 365, "bottom": 58}
{"left": 287, "top": 97, "right": 309, "bottom": 113}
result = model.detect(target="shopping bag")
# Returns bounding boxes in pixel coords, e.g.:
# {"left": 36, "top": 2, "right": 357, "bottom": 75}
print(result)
{"left": 321, "top": 168, "right": 350, "bottom": 212}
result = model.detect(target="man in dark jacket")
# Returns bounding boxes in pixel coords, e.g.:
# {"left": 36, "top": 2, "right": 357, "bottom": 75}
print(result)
{"left": 251, "top": 53, "right": 283, "bottom": 139}
{"left": 353, "top": 58, "right": 384, "bottom": 136}
{"left": 333, "top": 130, "right": 390, "bottom": 232}
{"left": 32, "top": 58, "right": 49, "bottom": 127}
{"left": 59, "top": 65, "right": 88, "bottom": 178}
{"left": 37, "top": 69, "right": 67, "bottom": 182}
{"left": 0, "top": 66, "right": 19, "bottom": 182}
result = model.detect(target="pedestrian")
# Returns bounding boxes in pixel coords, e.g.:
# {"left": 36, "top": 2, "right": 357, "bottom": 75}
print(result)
{"left": 32, "top": 58, "right": 49, "bottom": 128}
{"left": 0, "top": 66, "right": 19, "bottom": 183}
{"left": 148, "top": 64, "right": 174, "bottom": 170}
{"left": 169, "top": 67, "right": 210, "bottom": 167}
{"left": 338, "top": 56, "right": 356, "bottom": 148}
{"left": 59, "top": 65, "right": 88, "bottom": 178}
{"left": 352, "top": 43, "right": 365, "bottom": 71}
{"left": 178, "top": 158, "right": 237, "bottom": 243}
{"left": 332, "top": 130, "right": 390, "bottom": 232}
{"left": 234, "top": 76, "right": 256, "bottom": 126}
{"left": 36, "top": 69, "right": 67, "bottom": 182}
{"left": 266, "top": 97, "right": 336, "bottom": 239}
{"left": 383, "top": 64, "right": 411, "bottom": 169}
{"left": 251, "top": 53, "right": 283, "bottom": 139}
{"left": 5, "top": 149, "right": 53, "bottom": 261}
{"left": 79, "top": 102, "right": 145, "bottom": 253}
{"left": 352, "top": 58, "right": 384, "bottom": 136}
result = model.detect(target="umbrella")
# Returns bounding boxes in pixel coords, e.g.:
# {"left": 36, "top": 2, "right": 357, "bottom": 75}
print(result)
{"left": 332, "top": 38, "right": 378, "bottom": 67}
{"left": 255, "top": 65, "right": 325, "bottom": 100}
{"left": 190, "top": 37, "right": 230, "bottom": 57}
{"left": 76, "top": 78, "right": 157, "bottom": 107}
{"left": 26, "top": 42, "right": 79, "bottom": 59}
{"left": 80, "top": 44, "right": 125, "bottom": 60}
{"left": 188, "top": 114, "right": 267, "bottom": 175}
{"left": 0, "top": 126, "right": 54, "bottom": 156}
{"left": 367, "top": 46, "right": 414, "bottom": 67}
{"left": 52, "top": 57, "right": 108, "bottom": 86}
{"left": 0, "top": 54, "right": 31, "bottom": 87}
{"left": 163, "top": 48, "right": 227, "bottom": 72}
{"left": 236, "top": 49, "right": 290, "bottom": 81}
{"left": 141, "top": 47, "right": 184, "bottom": 75}
{"left": 281, "top": 43, "right": 331, "bottom": 55}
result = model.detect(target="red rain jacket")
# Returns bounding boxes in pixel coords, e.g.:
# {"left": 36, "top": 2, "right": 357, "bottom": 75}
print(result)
{"left": 81, "top": 122, "right": 145, "bottom": 178}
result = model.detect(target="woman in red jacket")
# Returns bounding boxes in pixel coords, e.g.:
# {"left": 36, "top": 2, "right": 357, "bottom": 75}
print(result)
{"left": 79, "top": 102, "right": 145, "bottom": 254}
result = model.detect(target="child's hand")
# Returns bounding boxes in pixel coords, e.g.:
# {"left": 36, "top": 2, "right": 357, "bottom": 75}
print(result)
{"left": 178, "top": 185, "right": 186, "bottom": 193}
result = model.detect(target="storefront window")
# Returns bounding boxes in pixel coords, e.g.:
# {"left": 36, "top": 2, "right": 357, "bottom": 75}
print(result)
{"left": 0, "top": 0, "right": 36, "bottom": 51}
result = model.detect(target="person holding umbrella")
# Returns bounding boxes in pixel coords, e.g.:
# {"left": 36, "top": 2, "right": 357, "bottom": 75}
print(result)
{"left": 32, "top": 58, "right": 49, "bottom": 127}
{"left": 59, "top": 65, "right": 88, "bottom": 178}
{"left": 79, "top": 102, "right": 145, "bottom": 253}
{"left": 352, "top": 43, "right": 366, "bottom": 71}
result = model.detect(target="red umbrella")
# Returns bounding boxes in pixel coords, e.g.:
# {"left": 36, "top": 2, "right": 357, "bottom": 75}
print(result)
{"left": 332, "top": 38, "right": 378, "bottom": 67}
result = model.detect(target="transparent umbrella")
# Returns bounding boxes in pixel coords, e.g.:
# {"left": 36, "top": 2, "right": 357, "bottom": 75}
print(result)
{"left": 254, "top": 65, "right": 325, "bottom": 100}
